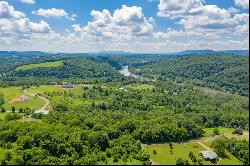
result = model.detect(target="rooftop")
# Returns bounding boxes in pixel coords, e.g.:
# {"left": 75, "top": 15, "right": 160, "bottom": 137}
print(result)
{"left": 200, "top": 151, "right": 218, "bottom": 160}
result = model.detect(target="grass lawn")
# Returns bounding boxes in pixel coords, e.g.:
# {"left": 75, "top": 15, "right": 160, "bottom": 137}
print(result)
{"left": 204, "top": 128, "right": 249, "bottom": 140}
{"left": 143, "top": 142, "right": 242, "bottom": 165}
{"left": 0, "top": 112, "right": 7, "bottom": 120}
{"left": 106, "top": 157, "right": 143, "bottom": 165}
{"left": 28, "top": 85, "right": 64, "bottom": 94}
{"left": 15, "top": 61, "right": 64, "bottom": 71}
{"left": 124, "top": 84, "right": 155, "bottom": 91}
{"left": 0, "top": 87, "right": 44, "bottom": 111}
{"left": 194, "top": 87, "right": 249, "bottom": 104}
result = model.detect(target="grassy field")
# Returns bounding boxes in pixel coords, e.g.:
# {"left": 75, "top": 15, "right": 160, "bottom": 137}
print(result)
{"left": 15, "top": 61, "right": 64, "bottom": 71}
{"left": 0, "top": 112, "right": 7, "bottom": 120}
{"left": 0, "top": 87, "right": 44, "bottom": 111}
{"left": 124, "top": 84, "right": 155, "bottom": 91}
{"left": 194, "top": 86, "right": 249, "bottom": 104}
{"left": 204, "top": 128, "right": 249, "bottom": 140}
{"left": 143, "top": 142, "right": 242, "bottom": 165}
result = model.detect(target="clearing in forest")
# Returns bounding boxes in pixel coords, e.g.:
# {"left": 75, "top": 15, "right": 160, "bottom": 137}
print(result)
{"left": 143, "top": 142, "right": 242, "bottom": 165}
{"left": 15, "top": 61, "right": 64, "bottom": 71}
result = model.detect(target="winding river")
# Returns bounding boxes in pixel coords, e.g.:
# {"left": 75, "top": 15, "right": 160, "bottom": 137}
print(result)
{"left": 119, "top": 66, "right": 139, "bottom": 78}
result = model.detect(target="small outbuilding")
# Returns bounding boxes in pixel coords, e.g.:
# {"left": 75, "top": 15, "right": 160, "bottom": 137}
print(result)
{"left": 21, "top": 95, "right": 29, "bottom": 101}
{"left": 233, "top": 127, "right": 243, "bottom": 135}
{"left": 50, "top": 82, "right": 58, "bottom": 85}
{"left": 200, "top": 151, "right": 219, "bottom": 162}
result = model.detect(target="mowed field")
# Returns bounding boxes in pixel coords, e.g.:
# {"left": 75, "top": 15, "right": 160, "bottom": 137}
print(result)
{"left": 0, "top": 87, "right": 44, "bottom": 111}
{"left": 143, "top": 142, "right": 242, "bottom": 165}
{"left": 15, "top": 61, "right": 64, "bottom": 71}
{"left": 124, "top": 84, "right": 155, "bottom": 90}
{"left": 143, "top": 127, "right": 248, "bottom": 165}
{"left": 203, "top": 128, "right": 249, "bottom": 141}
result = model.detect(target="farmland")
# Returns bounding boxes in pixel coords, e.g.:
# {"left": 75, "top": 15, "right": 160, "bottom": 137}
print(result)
{"left": 15, "top": 61, "right": 64, "bottom": 71}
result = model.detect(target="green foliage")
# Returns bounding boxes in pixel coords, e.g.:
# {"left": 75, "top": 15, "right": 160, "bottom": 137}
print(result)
{"left": 4, "top": 113, "right": 22, "bottom": 121}
{"left": 130, "top": 54, "right": 249, "bottom": 96}
{"left": 0, "top": 93, "right": 4, "bottom": 106}
{"left": 213, "top": 128, "right": 220, "bottom": 135}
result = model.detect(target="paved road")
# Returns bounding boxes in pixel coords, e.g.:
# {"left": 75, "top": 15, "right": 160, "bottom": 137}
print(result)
{"left": 24, "top": 89, "right": 50, "bottom": 114}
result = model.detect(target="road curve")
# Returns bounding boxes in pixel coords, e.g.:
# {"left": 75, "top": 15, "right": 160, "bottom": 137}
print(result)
{"left": 24, "top": 89, "right": 50, "bottom": 114}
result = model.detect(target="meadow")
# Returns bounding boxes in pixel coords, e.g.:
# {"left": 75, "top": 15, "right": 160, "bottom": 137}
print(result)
{"left": 143, "top": 142, "right": 242, "bottom": 165}
{"left": 0, "top": 87, "right": 44, "bottom": 111}
{"left": 124, "top": 84, "right": 155, "bottom": 90}
{"left": 15, "top": 61, "right": 64, "bottom": 71}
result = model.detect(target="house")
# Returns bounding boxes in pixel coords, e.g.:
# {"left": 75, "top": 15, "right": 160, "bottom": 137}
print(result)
{"left": 21, "top": 95, "right": 29, "bottom": 101}
{"left": 119, "top": 87, "right": 128, "bottom": 92}
{"left": 233, "top": 127, "right": 243, "bottom": 135}
{"left": 200, "top": 151, "right": 219, "bottom": 162}
{"left": 50, "top": 82, "right": 58, "bottom": 85}
{"left": 61, "top": 82, "right": 74, "bottom": 88}
{"left": 173, "top": 92, "right": 178, "bottom": 96}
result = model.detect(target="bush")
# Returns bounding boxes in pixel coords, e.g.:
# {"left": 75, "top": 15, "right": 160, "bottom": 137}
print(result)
{"left": 5, "top": 113, "right": 22, "bottom": 121}
{"left": 213, "top": 128, "right": 220, "bottom": 135}
{"left": 153, "top": 149, "right": 157, "bottom": 154}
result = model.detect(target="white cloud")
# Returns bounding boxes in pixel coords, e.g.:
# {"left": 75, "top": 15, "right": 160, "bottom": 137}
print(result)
{"left": 180, "top": 5, "right": 237, "bottom": 33}
{"left": 20, "top": 0, "right": 35, "bottom": 5}
{"left": 32, "top": 8, "right": 77, "bottom": 20}
{"left": 0, "top": 1, "right": 25, "bottom": 19}
{"left": 234, "top": 0, "right": 249, "bottom": 9}
{"left": 72, "top": 24, "right": 81, "bottom": 32}
{"left": 0, "top": 1, "right": 248, "bottom": 52}
{"left": 0, "top": 0, "right": 51, "bottom": 47}
{"left": 157, "top": 0, "right": 204, "bottom": 18}
{"left": 79, "top": 5, "right": 154, "bottom": 40}
{"left": 30, "top": 20, "right": 51, "bottom": 33}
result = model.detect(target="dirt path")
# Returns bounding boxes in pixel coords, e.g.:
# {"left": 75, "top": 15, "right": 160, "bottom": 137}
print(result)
{"left": 141, "top": 143, "right": 157, "bottom": 165}
{"left": 24, "top": 89, "right": 50, "bottom": 114}
{"left": 197, "top": 141, "right": 212, "bottom": 151}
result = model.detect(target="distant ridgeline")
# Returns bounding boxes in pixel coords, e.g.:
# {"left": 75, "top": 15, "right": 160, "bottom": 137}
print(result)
{"left": 128, "top": 53, "right": 249, "bottom": 96}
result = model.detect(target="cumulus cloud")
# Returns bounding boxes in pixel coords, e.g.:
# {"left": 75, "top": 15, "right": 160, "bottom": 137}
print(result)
{"left": 32, "top": 8, "right": 77, "bottom": 20}
{"left": 79, "top": 5, "right": 154, "bottom": 40}
{"left": 0, "top": 1, "right": 25, "bottom": 19}
{"left": 234, "top": 0, "right": 249, "bottom": 9}
{"left": 0, "top": 1, "right": 248, "bottom": 52}
{"left": 0, "top": 0, "right": 51, "bottom": 47}
{"left": 20, "top": 0, "right": 36, "bottom": 5}
{"left": 157, "top": 0, "right": 204, "bottom": 18}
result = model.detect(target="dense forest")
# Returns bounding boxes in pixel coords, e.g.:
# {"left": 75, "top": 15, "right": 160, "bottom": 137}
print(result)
{"left": 127, "top": 54, "right": 249, "bottom": 96}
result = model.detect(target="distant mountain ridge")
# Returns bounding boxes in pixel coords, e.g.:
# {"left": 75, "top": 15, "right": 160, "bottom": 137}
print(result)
{"left": 0, "top": 50, "right": 248, "bottom": 56}
{"left": 172, "top": 50, "right": 249, "bottom": 56}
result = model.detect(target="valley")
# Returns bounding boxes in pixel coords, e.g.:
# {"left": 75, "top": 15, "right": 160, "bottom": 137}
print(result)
{"left": 0, "top": 52, "right": 249, "bottom": 165}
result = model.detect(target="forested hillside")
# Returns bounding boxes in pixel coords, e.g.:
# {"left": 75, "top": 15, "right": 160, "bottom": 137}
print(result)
{"left": 129, "top": 54, "right": 249, "bottom": 96}
{"left": 0, "top": 55, "right": 122, "bottom": 87}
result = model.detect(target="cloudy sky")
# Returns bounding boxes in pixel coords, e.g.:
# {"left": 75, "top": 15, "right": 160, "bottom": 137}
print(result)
{"left": 0, "top": 0, "right": 249, "bottom": 53}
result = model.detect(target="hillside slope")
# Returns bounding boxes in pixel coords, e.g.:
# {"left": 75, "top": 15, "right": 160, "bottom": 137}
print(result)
{"left": 130, "top": 54, "right": 249, "bottom": 96}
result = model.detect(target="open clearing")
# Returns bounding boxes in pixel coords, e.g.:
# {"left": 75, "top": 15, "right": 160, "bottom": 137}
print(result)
{"left": 15, "top": 61, "right": 64, "bottom": 71}
{"left": 143, "top": 142, "right": 242, "bottom": 165}
{"left": 124, "top": 84, "right": 155, "bottom": 90}
{"left": 203, "top": 127, "right": 249, "bottom": 141}
{"left": 0, "top": 87, "right": 44, "bottom": 111}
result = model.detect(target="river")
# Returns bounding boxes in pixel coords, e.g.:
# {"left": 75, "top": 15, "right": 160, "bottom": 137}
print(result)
{"left": 119, "top": 66, "right": 139, "bottom": 78}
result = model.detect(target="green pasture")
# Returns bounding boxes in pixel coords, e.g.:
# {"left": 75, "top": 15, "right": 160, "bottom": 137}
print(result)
{"left": 15, "top": 61, "right": 64, "bottom": 71}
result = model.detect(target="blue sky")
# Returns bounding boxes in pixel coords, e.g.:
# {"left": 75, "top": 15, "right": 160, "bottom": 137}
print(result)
{"left": 0, "top": 0, "right": 249, "bottom": 52}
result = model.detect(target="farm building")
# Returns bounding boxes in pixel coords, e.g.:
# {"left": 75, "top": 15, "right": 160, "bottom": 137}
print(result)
{"left": 233, "top": 127, "right": 243, "bottom": 135}
{"left": 50, "top": 82, "right": 58, "bottom": 85}
{"left": 61, "top": 82, "right": 74, "bottom": 88}
{"left": 200, "top": 151, "right": 219, "bottom": 162}
{"left": 21, "top": 95, "right": 29, "bottom": 101}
